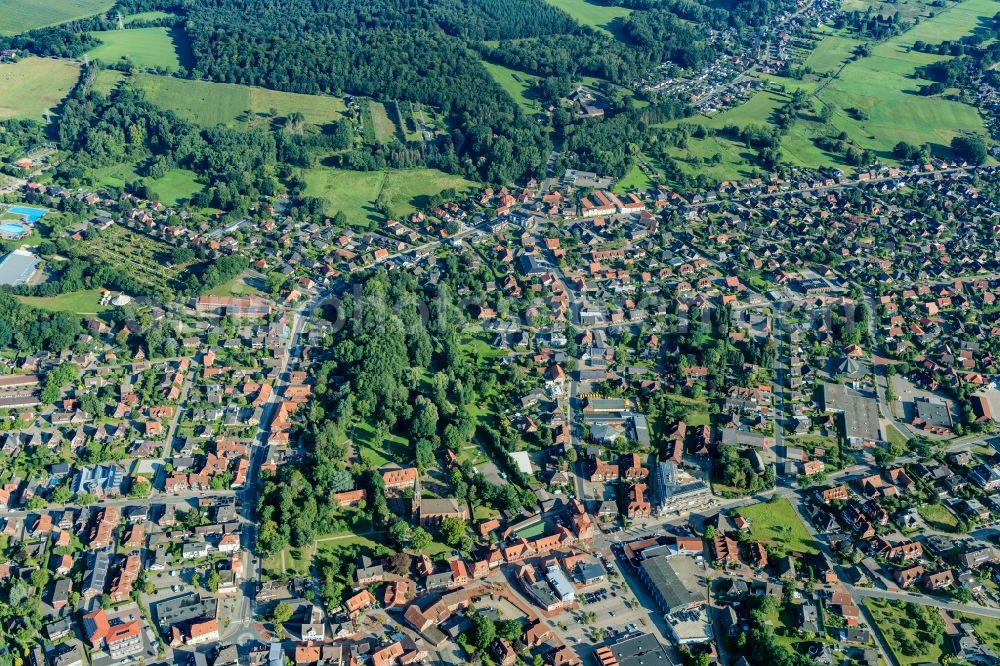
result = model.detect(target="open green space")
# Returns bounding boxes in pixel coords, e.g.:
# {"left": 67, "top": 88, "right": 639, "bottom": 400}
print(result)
{"left": 15, "top": 289, "right": 108, "bottom": 314}
{"left": 0, "top": 57, "right": 81, "bottom": 121}
{"left": 613, "top": 164, "right": 654, "bottom": 193}
{"left": 303, "top": 167, "right": 477, "bottom": 227}
{"left": 123, "top": 10, "right": 175, "bottom": 24}
{"left": 542, "top": 0, "right": 631, "bottom": 37}
{"left": 110, "top": 72, "right": 345, "bottom": 128}
{"left": 865, "top": 598, "right": 946, "bottom": 666}
{"left": 205, "top": 274, "right": 264, "bottom": 298}
{"left": 351, "top": 420, "right": 411, "bottom": 468}
{"left": 736, "top": 497, "right": 819, "bottom": 555}
{"left": 886, "top": 423, "right": 910, "bottom": 449}
{"left": 0, "top": 0, "right": 113, "bottom": 36}
{"left": 148, "top": 168, "right": 201, "bottom": 205}
{"left": 918, "top": 503, "right": 963, "bottom": 532}
{"left": 86, "top": 27, "right": 182, "bottom": 70}
{"left": 369, "top": 101, "right": 399, "bottom": 143}
{"left": 482, "top": 61, "right": 541, "bottom": 112}
{"left": 803, "top": 33, "right": 863, "bottom": 74}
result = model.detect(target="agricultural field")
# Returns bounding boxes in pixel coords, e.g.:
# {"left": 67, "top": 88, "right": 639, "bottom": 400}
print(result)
{"left": 818, "top": 0, "right": 992, "bottom": 157}
{"left": 482, "top": 61, "right": 541, "bottom": 112}
{"left": 303, "top": 167, "right": 477, "bottom": 227}
{"left": 736, "top": 497, "right": 819, "bottom": 555}
{"left": 85, "top": 27, "right": 183, "bottom": 70}
{"left": 542, "top": 0, "right": 631, "bottom": 37}
{"left": 0, "top": 58, "right": 81, "bottom": 121}
{"left": 99, "top": 72, "right": 345, "bottom": 129}
{"left": 0, "top": 0, "right": 113, "bottom": 36}
{"left": 91, "top": 68, "right": 125, "bottom": 95}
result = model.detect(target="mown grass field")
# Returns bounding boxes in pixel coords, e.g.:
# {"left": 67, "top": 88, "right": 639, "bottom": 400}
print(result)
{"left": 0, "top": 0, "right": 113, "bottom": 36}
{"left": 0, "top": 58, "right": 80, "bottom": 121}
{"left": 803, "top": 33, "right": 863, "bottom": 74}
{"left": 303, "top": 168, "right": 477, "bottom": 226}
{"left": 543, "top": 0, "right": 631, "bottom": 37}
{"left": 613, "top": 164, "right": 654, "bottom": 193}
{"left": 736, "top": 497, "right": 819, "bottom": 555}
{"left": 103, "top": 72, "right": 345, "bottom": 128}
{"left": 819, "top": 0, "right": 994, "bottom": 157}
{"left": 482, "top": 61, "right": 541, "bottom": 112}
{"left": 369, "top": 101, "right": 399, "bottom": 143}
{"left": 16, "top": 290, "right": 108, "bottom": 314}
{"left": 86, "top": 27, "right": 182, "bottom": 70}
{"left": 148, "top": 168, "right": 201, "bottom": 205}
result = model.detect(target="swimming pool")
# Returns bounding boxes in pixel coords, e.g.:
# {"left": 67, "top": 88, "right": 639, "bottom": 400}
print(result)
{"left": 6, "top": 206, "right": 47, "bottom": 223}
{"left": 0, "top": 223, "right": 26, "bottom": 238}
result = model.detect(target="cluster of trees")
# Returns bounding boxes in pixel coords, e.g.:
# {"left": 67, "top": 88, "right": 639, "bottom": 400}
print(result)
{"left": 256, "top": 268, "right": 532, "bottom": 574}
{"left": 557, "top": 98, "right": 690, "bottom": 177}
{"left": 106, "top": 0, "right": 552, "bottom": 184}
{"left": 814, "top": 133, "right": 875, "bottom": 167}
{"left": 0, "top": 26, "right": 97, "bottom": 57}
{"left": 57, "top": 72, "right": 280, "bottom": 214}
{"left": 0, "top": 293, "right": 83, "bottom": 354}
{"left": 832, "top": 9, "right": 906, "bottom": 40}
{"left": 892, "top": 140, "right": 933, "bottom": 163}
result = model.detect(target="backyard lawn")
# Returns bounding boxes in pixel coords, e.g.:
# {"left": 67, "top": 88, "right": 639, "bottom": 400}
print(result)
{"left": 918, "top": 503, "right": 962, "bottom": 532}
{"left": 736, "top": 497, "right": 819, "bottom": 555}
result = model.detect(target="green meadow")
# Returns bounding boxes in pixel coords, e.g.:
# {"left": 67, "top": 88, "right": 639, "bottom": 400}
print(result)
{"left": 482, "top": 61, "right": 542, "bottom": 112}
{"left": 86, "top": 27, "right": 183, "bottom": 70}
{"left": 96, "top": 72, "right": 345, "bottom": 129}
{"left": 303, "top": 168, "right": 477, "bottom": 226}
{"left": 0, "top": 58, "right": 80, "bottom": 121}
{"left": 543, "top": 0, "right": 631, "bottom": 37}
